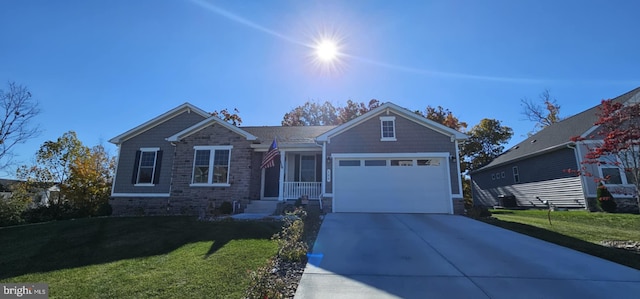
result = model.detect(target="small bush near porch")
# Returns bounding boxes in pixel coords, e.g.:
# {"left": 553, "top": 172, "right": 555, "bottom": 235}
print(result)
{"left": 0, "top": 217, "right": 281, "bottom": 298}
{"left": 484, "top": 210, "right": 640, "bottom": 270}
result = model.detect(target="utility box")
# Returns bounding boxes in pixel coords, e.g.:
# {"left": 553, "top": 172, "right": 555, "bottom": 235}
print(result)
{"left": 498, "top": 194, "right": 517, "bottom": 208}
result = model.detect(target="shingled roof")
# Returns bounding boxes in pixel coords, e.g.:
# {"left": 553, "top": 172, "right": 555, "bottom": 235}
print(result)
{"left": 242, "top": 125, "right": 337, "bottom": 147}
{"left": 474, "top": 87, "right": 640, "bottom": 172}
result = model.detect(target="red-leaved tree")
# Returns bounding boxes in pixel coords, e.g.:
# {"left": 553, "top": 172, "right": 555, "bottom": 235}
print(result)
{"left": 570, "top": 99, "right": 640, "bottom": 210}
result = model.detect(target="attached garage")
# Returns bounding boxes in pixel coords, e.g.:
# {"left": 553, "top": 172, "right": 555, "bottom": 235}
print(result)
{"left": 332, "top": 153, "right": 452, "bottom": 213}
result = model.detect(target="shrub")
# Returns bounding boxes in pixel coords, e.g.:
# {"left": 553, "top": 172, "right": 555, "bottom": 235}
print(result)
{"left": 245, "top": 258, "right": 286, "bottom": 299}
{"left": 94, "top": 202, "right": 113, "bottom": 216}
{"left": 464, "top": 197, "right": 473, "bottom": 210}
{"left": 272, "top": 207, "right": 308, "bottom": 262}
{"left": 219, "top": 201, "right": 233, "bottom": 215}
{"left": 466, "top": 206, "right": 492, "bottom": 218}
{"left": 22, "top": 203, "right": 82, "bottom": 223}
{"left": 596, "top": 183, "right": 617, "bottom": 213}
{"left": 0, "top": 197, "right": 29, "bottom": 226}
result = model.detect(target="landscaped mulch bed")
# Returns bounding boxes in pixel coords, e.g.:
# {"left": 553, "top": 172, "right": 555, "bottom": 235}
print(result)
{"left": 601, "top": 240, "right": 640, "bottom": 254}
{"left": 264, "top": 205, "right": 324, "bottom": 298}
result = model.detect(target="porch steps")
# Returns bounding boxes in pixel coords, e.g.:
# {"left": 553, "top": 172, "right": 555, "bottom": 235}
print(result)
{"left": 243, "top": 200, "right": 279, "bottom": 215}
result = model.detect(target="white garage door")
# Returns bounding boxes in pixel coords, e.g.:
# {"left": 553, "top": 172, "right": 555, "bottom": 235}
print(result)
{"left": 333, "top": 155, "right": 451, "bottom": 213}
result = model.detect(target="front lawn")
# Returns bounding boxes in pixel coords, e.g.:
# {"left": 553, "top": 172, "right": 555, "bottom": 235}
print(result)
{"left": 0, "top": 217, "right": 281, "bottom": 298}
{"left": 486, "top": 209, "right": 640, "bottom": 270}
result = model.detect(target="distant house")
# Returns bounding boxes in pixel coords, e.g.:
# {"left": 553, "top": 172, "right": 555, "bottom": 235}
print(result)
{"left": 0, "top": 178, "right": 20, "bottom": 199}
{"left": 109, "top": 102, "right": 467, "bottom": 216}
{"left": 0, "top": 178, "right": 59, "bottom": 206}
{"left": 471, "top": 87, "right": 640, "bottom": 212}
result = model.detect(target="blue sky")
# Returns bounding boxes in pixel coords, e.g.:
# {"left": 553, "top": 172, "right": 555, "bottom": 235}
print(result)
{"left": 1, "top": 0, "right": 639, "bottom": 177}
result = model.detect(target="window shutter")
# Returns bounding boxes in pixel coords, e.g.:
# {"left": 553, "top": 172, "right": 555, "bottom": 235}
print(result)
{"left": 153, "top": 150, "right": 163, "bottom": 184}
{"left": 132, "top": 150, "right": 141, "bottom": 184}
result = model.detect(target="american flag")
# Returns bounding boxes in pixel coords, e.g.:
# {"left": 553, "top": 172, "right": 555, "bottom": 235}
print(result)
{"left": 261, "top": 138, "right": 279, "bottom": 169}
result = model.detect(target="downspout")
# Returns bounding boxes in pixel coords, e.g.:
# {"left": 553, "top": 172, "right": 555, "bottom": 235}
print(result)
{"left": 567, "top": 143, "right": 590, "bottom": 211}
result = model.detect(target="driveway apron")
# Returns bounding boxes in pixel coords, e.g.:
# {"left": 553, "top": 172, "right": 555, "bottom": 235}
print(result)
{"left": 294, "top": 213, "right": 640, "bottom": 299}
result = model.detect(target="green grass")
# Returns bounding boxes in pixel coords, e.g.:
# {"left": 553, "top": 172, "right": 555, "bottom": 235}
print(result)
{"left": 0, "top": 217, "right": 282, "bottom": 298}
{"left": 485, "top": 209, "right": 640, "bottom": 270}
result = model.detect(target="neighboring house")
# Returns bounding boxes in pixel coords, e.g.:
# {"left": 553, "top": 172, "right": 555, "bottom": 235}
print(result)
{"left": 0, "top": 178, "right": 59, "bottom": 206}
{"left": 471, "top": 87, "right": 640, "bottom": 212}
{"left": 109, "top": 102, "right": 467, "bottom": 215}
{"left": 0, "top": 178, "right": 20, "bottom": 200}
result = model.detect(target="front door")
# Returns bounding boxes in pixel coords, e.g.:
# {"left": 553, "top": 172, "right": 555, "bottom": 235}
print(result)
{"left": 263, "top": 156, "right": 280, "bottom": 198}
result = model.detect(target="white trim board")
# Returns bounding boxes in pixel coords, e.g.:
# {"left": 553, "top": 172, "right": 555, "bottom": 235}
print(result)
{"left": 111, "top": 193, "right": 170, "bottom": 198}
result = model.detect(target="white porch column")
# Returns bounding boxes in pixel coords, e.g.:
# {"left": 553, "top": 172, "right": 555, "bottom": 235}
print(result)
{"left": 321, "top": 142, "right": 326, "bottom": 196}
{"left": 278, "top": 150, "right": 285, "bottom": 201}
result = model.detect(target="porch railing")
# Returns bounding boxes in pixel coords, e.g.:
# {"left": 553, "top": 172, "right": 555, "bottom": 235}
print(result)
{"left": 283, "top": 182, "right": 322, "bottom": 200}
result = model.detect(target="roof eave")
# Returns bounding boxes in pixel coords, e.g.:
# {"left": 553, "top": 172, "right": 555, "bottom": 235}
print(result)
{"left": 471, "top": 141, "right": 574, "bottom": 174}
{"left": 109, "top": 103, "right": 210, "bottom": 145}
{"left": 166, "top": 116, "right": 258, "bottom": 142}
{"left": 316, "top": 102, "right": 468, "bottom": 142}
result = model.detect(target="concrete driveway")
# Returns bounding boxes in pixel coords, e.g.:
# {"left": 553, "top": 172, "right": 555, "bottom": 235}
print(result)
{"left": 294, "top": 213, "right": 640, "bottom": 299}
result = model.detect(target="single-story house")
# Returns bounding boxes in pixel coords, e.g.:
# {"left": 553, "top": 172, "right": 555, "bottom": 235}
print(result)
{"left": 471, "top": 87, "right": 640, "bottom": 212}
{"left": 109, "top": 102, "right": 467, "bottom": 215}
{"left": 0, "top": 178, "right": 60, "bottom": 207}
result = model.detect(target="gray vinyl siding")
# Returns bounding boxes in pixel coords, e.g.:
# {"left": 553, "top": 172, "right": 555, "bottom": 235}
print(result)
{"left": 472, "top": 147, "right": 584, "bottom": 207}
{"left": 326, "top": 111, "right": 460, "bottom": 195}
{"left": 473, "top": 177, "right": 585, "bottom": 208}
{"left": 113, "top": 111, "right": 207, "bottom": 194}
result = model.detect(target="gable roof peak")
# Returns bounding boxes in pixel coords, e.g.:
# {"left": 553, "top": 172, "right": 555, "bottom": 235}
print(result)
{"left": 316, "top": 101, "right": 467, "bottom": 142}
{"left": 166, "top": 115, "right": 258, "bottom": 142}
{"left": 109, "top": 102, "right": 210, "bottom": 145}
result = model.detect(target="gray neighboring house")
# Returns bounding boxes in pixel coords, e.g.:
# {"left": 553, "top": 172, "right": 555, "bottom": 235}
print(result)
{"left": 109, "top": 102, "right": 467, "bottom": 215}
{"left": 471, "top": 87, "right": 640, "bottom": 212}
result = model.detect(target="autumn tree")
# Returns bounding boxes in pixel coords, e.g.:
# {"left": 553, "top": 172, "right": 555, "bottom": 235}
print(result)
{"left": 17, "top": 131, "right": 87, "bottom": 206}
{"left": 212, "top": 108, "right": 242, "bottom": 126}
{"left": 460, "top": 119, "right": 514, "bottom": 172}
{"left": 16, "top": 131, "right": 115, "bottom": 217}
{"left": 571, "top": 99, "right": 640, "bottom": 211}
{"left": 420, "top": 105, "right": 468, "bottom": 132}
{"left": 337, "top": 99, "right": 381, "bottom": 124}
{"left": 521, "top": 89, "right": 562, "bottom": 134}
{"left": 64, "top": 144, "right": 116, "bottom": 216}
{"left": 0, "top": 81, "right": 41, "bottom": 170}
{"left": 282, "top": 101, "right": 339, "bottom": 126}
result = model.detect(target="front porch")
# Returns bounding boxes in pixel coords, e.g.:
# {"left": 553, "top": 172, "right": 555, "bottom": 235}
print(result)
{"left": 283, "top": 182, "right": 322, "bottom": 200}
{"left": 261, "top": 151, "right": 324, "bottom": 201}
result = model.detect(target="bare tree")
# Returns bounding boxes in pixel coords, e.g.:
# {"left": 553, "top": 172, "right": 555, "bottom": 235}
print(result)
{"left": 521, "top": 89, "right": 561, "bottom": 134}
{"left": 0, "top": 82, "right": 41, "bottom": 170}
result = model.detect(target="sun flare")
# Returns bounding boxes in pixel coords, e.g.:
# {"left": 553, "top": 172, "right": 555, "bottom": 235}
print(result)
{"left": 315, "top": 39, "right": 339, "bottom": 62}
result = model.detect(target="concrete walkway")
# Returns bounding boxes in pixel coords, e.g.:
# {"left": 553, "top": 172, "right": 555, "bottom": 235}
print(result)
{"left": 294, "top": 213, "right": 640, "bottom": 299}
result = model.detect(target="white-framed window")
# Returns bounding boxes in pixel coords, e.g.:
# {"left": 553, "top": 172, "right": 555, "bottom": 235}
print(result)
{"left": 417, "top": 159, "right": 440, "bottom": 166}
{"left": 299, "top": 155, "right": 316, "bottom": 182}
{"left": 135, "top": 147, "right": 160, "bottom": 186}
{"left": 598, "top": 151, "right": 637, "bottom": 186}
{"left": 338, "top": 160, "right": 360, "bottom": 166}
{"left": 391, "top": 160, "right": 413, "bottom": 166}
{"left": 191, "top": 146, "right": 232, "bottom": 186}
{"left": 512, "top": 166, "right": 520, "bottom": 183}
{"left": 492, "top": 173, "right": 495, "bottom": 180}
{"left": 364, "top": 160, "right": 387, "bottom": 166}
{"left": 600, "top": 167, "right": 624, "bottom": 184}
{"left": 380, "top": 116, "right": 396, "bottom": 141}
